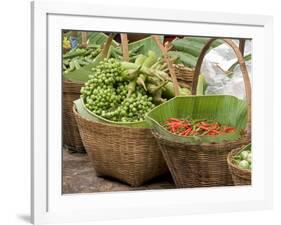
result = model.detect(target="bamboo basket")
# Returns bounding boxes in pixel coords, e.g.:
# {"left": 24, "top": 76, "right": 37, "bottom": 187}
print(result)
{"left": 63, "top": 80, "right": 85, "bottom": 152}
{"left": 72, "top": 34, "right": 170, "bottom": 187}
{"left": 227, "top": 147, "right": 251, "bottom": 185}
{"left": 173, "top": 64, "right": 194, "bottom": 88}
{"left": 73, "top": 105, "right": 168, "bottom": 187}
{"left": 147, "top": 38, "right": 252, "bottom": 188}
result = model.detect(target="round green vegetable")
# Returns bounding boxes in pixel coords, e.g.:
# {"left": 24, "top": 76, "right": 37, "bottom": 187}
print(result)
{"left": 240, "top": 151, "right": 249, "bottom": 160}
{"left": 247, "top": 153, "right": 252, "bottom": 163}
{"left": 238, "top": 160, "right": 250, "bottom": 169}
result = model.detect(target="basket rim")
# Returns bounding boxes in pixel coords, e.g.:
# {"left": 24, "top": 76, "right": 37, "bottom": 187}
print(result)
{"left": 73, "top": 104, "right": 151, "bottom": 131}
{"left": 227, "top": 146, "right": 252, "bottom": 174}
{"left": 80, "top": 97, "right": 150, "bottom": 128}
{"left": 152, "top": 129, "right": 250, "bottom": 148}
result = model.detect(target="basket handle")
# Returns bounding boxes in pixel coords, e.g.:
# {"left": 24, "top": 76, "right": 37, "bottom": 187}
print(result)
{"left": 192, "top": 38, "right": 251, "bottom": 127}
{"left": 100, "top": 33, "right": 116, "bottom": 59}
{"left": 120, "top": 33, "right": 129, "bottom": 61}
{"left": 239, "top": 38, "right": 246, "bottom": 56}
{"left": 81, "top": 32, "right": 88, "bottom": 48}
{"left": 152, "top": 35, "right": 180, "bottom": 96}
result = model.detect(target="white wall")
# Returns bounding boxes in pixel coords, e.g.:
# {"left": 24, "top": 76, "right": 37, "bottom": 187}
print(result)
{"left": 0, "top": 0, "right": 279, "bottom": 224}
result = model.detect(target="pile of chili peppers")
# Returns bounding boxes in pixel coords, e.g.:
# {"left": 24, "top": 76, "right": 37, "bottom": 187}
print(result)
{"left": 163, "top": 118, "right": 236, "bottom": 137}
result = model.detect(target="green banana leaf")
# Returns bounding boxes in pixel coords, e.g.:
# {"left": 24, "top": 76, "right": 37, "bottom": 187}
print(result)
{"left": 128, "top": 36, "right": 164, "bottom": 57}
{"left": 79, "top": 98, "right": 150, "bottom": 128}
{"left": 183, "top": 37, "right": 224, "bottom": 48}
{"left": 146, "top": 95, "right": 248, "bottom": 144}
{"left": 170, "top": 37, "right": 223, "bottom": 68}
{"left": 87, "top": 32, "right": 119, "bottom": 46}
{"left": 74, "top": 98, "right": 100, "bottom": 122}
{"left": 168, "top": 51, "right": 197, "bottom": 68}
{"left": 63, "top": 62, "right": 95, "bottom": 83}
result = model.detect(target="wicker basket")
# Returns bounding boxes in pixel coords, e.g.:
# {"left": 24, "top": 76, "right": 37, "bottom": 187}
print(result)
{"left": 227, "top": 147, "right": 251, "bottom": 185}
{"left": 173, "top": 64, "right": 194, "bottom": 88}
{"left": 73, "top": 106, "right": 168, "bottom": 187}
{"left": 63, "top": 80, "right": 85, "bottom": 152}
{"left": 149, "top": 38, "right": 252, "bottom": 188}
{"left": 153, "top": 132, "right": 250, "bottom": 188}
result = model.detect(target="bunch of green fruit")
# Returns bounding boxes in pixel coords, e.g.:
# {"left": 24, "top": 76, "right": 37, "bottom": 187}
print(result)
{"left": 81, "top": 58, "right": 155, "bottom": 122}
{"left": 232, "top": 144, "right": 252, "bottom": 170}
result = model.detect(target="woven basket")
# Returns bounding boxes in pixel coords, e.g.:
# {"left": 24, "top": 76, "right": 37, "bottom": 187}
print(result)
{"left": 153, "top": 132, "right": 250, "bottom": 188}
{"left": 227, "top": 147, "right": 251, "bottom": 185}
{"left": 73, "top": 106, "right": 168, "bottom": 187}
{"left": 149, "top": 38, "right": 252, "bottom": 188}
{"left": 173, "top": 64, "right": 194, "bottom": 88}
{"left": 63, "top": 80, "right": 85, "bottom": 152}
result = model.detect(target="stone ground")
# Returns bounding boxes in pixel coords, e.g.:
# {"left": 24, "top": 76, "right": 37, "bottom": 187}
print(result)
{"left": 63, "top": 149, "right": 175, "bottom": 194}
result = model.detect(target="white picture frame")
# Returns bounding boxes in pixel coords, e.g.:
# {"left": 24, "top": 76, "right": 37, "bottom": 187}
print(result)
{"left": 31, "top": 1, "right": 274, "bottom": 224}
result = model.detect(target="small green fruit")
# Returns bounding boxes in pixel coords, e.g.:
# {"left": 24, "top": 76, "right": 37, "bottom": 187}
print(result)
{"left": 247, "top": 153, "right": 252, "bottom": 163}
{"left": 240, "top": 151, "right": 249, "bottom": 160}
{"left": 239, "top": 160, "right": 250, "bottom": 169}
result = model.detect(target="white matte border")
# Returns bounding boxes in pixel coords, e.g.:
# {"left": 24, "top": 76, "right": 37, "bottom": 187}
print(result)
{"left": 32, "top": 1, "right": 273, "bottom": 224}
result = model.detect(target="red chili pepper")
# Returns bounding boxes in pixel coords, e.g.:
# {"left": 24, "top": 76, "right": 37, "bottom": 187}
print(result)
{"left": 200, "top": 122, "right": 210, "bottom": 127}
{"left": 164, "top": 118, "right": 235, "bottom": 137}
{"left": 199, "top": 125, "right": 209, "bottom": 131}
{"left": 210, "top": 123, "right": 219, "bottom": 130}
{"left": 224, "top": 127, "right": 235, "bottom": 133}
{"left": 180, "top": 128, "right": 192, "bottom": 136}
{"left": 212, "top": 129, "right": 220, "bottom": 134}
{"left": 208, "top": 129, "right": 220, "bottom": 135}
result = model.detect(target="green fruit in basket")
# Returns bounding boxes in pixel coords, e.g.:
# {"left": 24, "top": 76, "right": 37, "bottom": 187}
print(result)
{"left": 238, "top": 160, "right": 250, "bottom": 169}
{"left": 240, "top": 150, "right": 249, "bottom": 160}
{"left": 247, "top": 153, "right": 252, "bottom": 163}
{"left": 81, "top": 58, "right": 155, "bottom": 123}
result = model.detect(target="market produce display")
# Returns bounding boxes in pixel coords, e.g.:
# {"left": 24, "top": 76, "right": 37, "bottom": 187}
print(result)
{"left": 62, "top": 31, "right": 253, "bottom": 190}
{"left": 163, "top": 118, "right": 236, "bottom": 137}
{"left": 232, "top": 144, "right": 252, "bottom": 170}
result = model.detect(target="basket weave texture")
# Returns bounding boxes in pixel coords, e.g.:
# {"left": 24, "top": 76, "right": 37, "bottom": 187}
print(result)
{"left": 227, "top": 147, "right": 251, "bottom": 185}
{"left": 73, "top": 106, "right": 168, "bottom": 187}
{"left": 153, "top": 131, "right": 250, "bottom": 188}
{"left": 173, "top": 64, "right": 194, "bottom": 88}
{"left": 63, "top": 80, "right": 85, "bottom": 152}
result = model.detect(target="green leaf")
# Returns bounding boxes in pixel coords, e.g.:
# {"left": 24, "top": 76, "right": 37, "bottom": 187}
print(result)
{"left": 80, "top": 98, "right": 149, "bottom": 128}
{"left": 170, "top": 37, "right": 223, "bottom": 68}
{"left": 168, "top": 51, "right": 197, "bottom": 68}
{"left": 127, "top": 36, "right": 164, "bottom": 57}
{"left": 183, "top": 37, "right": 224, "bottom": 48}
{"left": 228, "top": 54, "right": 251, "bottom": 72}
{"left": 87, "top": 32, "right": 119, "bottom": 47}
{"left": 63, "top": 63, "right": 95, "bottom": 83}
{"left": 74, "top": 99, "right": 100, "bottom": 122}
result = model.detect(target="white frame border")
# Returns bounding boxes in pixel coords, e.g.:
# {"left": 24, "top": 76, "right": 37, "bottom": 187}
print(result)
{"left": 31, "top": 1, "right": 274, "bottom": 224}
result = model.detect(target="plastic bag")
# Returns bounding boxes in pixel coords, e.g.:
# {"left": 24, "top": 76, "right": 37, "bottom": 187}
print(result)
{"left": 201, "top": 40, "right": 252, "bottom": 100}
